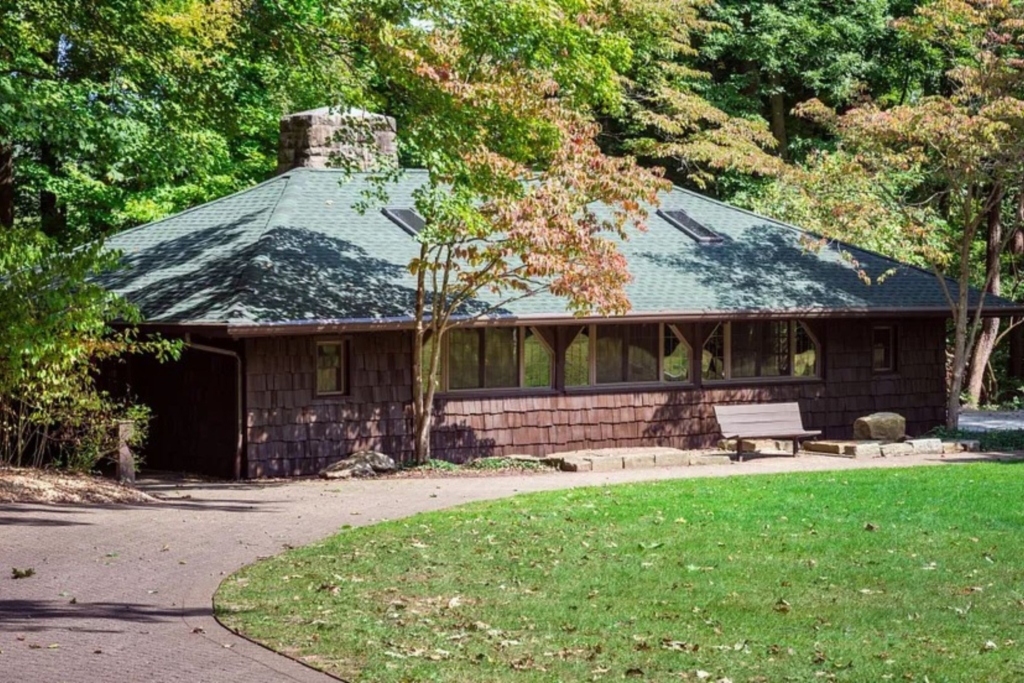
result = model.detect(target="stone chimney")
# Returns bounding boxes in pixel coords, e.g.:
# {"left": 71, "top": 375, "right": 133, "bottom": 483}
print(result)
{"left": 277, "top": 107, "right": 398, "bottom": 174}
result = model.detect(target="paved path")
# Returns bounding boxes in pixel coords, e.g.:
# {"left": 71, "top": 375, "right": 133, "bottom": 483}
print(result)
{"left": 0, "top": 452, "right": 1006, "bottom": 683}
{"left": 960, "top": 408, "right": 1024, "bottom": 432}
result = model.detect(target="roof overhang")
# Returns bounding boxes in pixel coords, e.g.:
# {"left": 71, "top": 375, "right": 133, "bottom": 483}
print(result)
{"left": 143, "top": 304, "right": 1024, "bottom": 339}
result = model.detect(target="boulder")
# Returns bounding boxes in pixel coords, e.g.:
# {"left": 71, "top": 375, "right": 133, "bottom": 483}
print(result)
{"left": 319, "top": 450, "right": 397, "bottom": 479}
{"left": 853, "top": 412, "right": 906, "bottom": 442}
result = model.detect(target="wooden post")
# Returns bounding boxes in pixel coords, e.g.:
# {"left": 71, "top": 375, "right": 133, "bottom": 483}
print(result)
{"left": 116, "top": 420, "right": 135, "bottom": 485}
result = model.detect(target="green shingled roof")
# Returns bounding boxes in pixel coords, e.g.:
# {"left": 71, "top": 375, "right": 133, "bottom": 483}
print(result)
{"left": 97, "top": 168, "right": 1020, "bottom": 329}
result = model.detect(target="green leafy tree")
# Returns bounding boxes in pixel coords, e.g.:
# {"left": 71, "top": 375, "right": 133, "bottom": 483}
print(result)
{"left": 698, "top": 0, "right": 935, "bottom": 160}
{"left": 0, "top": 0, "right": 352, "bottom": 239}
{"left": 781, "top": 0, "right": 1024, "bottom": 427}
{"left": 603, "top": 0, "right": 782, "bottom": 187}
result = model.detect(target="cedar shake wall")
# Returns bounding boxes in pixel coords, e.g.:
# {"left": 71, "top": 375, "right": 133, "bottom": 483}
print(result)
{"left": 244, "top": 318, "right": 946, "bottom": 477}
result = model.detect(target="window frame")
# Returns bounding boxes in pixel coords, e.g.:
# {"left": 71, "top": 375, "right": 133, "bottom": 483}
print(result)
{"left": 519, "top": 326, "right": 556, "bottom": 389}
{"left": 314, "top": 338, "right": 349, "bottom": 397}
{"left": 702, "top": 321, "right": 821, "bottom": 383}
{"left": 872, "top": 325, "right": 897, "bottom": 374}
{"left": 565, "top": 322, "right": 693, "bottom": 389}
{"left": 439, "top": 326, "right": 556, "bottom": 393}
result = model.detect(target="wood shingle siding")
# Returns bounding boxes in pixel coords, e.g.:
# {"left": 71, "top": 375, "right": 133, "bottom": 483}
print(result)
{"left": 242, "top": 318, "right": 946, "bottom": 478}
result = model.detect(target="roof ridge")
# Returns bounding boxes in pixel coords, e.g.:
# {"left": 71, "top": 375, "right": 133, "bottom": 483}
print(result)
{"left": 106, "top": 173, "right": 292, "bottom": 243}
{"left": 285, "top": 167, "right": 431, "bottom": 177}
{"left": 222, "top": 174, "right": 301, "bottom": 321}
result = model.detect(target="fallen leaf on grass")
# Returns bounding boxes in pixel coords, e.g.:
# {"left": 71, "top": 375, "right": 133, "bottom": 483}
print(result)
{"left": 864, "top": 523, "right": 879, "bottom": 532}
{"left": 773, "top": 599, "right": 791, "bottom": 614}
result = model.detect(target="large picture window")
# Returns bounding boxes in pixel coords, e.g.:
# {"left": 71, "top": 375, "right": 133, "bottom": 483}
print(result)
{"left": 701, "top": 321, "right": 819, "bottom": 381}
{"left": 565, "top": 323, "right": 692, "bottom": 387}
{"left": 440, "top": 326, "right": 555, "bottom": 392}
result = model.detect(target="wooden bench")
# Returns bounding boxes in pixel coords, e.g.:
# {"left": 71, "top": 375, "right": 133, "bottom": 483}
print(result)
{"left": 713, "top": 402, "right": 821, "bottom": 461}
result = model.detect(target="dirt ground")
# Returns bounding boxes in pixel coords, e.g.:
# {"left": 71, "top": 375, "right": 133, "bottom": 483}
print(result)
{"left": 0, "top": 467, "right": 154, "bottom": 504}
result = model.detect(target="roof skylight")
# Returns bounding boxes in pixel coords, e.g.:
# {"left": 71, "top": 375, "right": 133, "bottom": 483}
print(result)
{"left": 657, "top": 209, "right": 723, "bottom": 244}
{"left": 382, "top": 208, "right": 425, "bottom": 236}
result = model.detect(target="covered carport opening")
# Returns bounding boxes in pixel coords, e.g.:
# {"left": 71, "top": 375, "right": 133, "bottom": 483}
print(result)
{"left": 106, "top": 335, "right": 243, "bottom": 479}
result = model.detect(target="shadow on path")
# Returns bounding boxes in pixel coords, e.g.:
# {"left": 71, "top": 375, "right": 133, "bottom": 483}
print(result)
{"left": 0, "top": 600, "right": 208, "bottom": 633}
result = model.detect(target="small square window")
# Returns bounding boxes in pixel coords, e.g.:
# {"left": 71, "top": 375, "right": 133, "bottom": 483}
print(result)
{"left": 316, "top": 340, "right": 347, "bottom": 395}
{"left": 872, "top": 326, "right": 896, "bottom": 373}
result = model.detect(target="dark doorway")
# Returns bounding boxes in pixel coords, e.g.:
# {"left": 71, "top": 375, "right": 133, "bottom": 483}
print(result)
{"left": 112, "top": 344, "right": 240, "bottom": 479}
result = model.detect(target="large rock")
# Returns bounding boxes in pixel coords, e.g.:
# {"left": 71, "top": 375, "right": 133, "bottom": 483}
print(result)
{"left": 853, "top": 412, "right": 906, "bottom": 442}
{"left": 319, "top": 451, "right": 397, "bottom": 479}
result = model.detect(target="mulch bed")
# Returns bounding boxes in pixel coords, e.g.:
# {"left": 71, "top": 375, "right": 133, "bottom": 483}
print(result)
{"left": 0, "top": 467, "right": 154, "bottom": 505}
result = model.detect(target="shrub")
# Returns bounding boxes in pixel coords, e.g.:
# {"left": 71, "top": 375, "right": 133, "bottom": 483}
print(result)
{"left": 0, "top": 227, "right": 178, "bottom": 470}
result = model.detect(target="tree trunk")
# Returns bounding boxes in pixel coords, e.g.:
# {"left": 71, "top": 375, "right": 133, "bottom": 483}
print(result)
{"left": 946, "top": 216, "right": 979, "bottom": 430}
{"left": 947, "top": 307, "right": 970, "bottom": 430}
{"left": 1009, "top": 228, "right": 1024, "bottom": 254}
{"left": 965, "top": 192, "right": 1003, "bottom": 406}
{"left": 39, "top": 141, "right": 66, "bottom": 237}
{"left": 411, "top": 243, "right": 432, "bottom": 465}
{"left": 0, "top": 141, "right": 13, "bottom": 229}
{"left": 768, "top": 72, "right": 789, "bottom": 160}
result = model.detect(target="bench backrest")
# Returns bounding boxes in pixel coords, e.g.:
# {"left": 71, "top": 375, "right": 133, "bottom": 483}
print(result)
{"left": 713, "top": 402, "right": 808, "bottom": 437}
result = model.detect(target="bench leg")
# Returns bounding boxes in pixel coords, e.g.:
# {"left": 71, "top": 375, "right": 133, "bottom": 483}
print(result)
{"left": 792, "top": 438, "right": 800, "bottom": 457}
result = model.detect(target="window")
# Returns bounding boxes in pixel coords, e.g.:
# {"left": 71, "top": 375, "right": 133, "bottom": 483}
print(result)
{"left": 420, "top": 333, "right": 438, "bottom": 393}
{"left": 442, "top": 326, "right": 554, "bottom": 391}
{"left": 663, "top": 325, "right": 691, "bottom": 383}
{"left": 657, "top": 209, "right": 723, "bottom": 244}
{"left": 872, "top": 326, "right": 896, "bottom": 372}
{"left": 316, "top": 340, "right": 347, "bottom": 395}
{"left": 522, "top": 328, "right": 554, "bottom": 388}
{"left": 382, "top": 208, "right": 425, "bottom": 236}
{"left": 565, "top": 327, "right": 591, "bottom": 387}
{"left": 702, "top": 323, "right": 726, "bottom": 381}
{"left": 731, "top": 321, "right": 791, "bottom": 378}
{"left": 565, "top": 323, "right": 692, "bottom": 387}
{"left": 702, "top": 321, "right": 819, "bottom": 381}
{"left": 793, "top": 323, "right": 818, "bottom": 377}
{"left": 447, "top": 328, "right": 518, "bottom": 390}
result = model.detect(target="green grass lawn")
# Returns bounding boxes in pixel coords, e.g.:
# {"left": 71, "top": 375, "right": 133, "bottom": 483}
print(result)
{"left": 215, "top": 465, "right": 1024, "bottom": 682}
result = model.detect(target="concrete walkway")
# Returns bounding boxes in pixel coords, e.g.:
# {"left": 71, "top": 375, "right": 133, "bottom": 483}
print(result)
{"left": 0, "top": 452, "right": 1008, "bottom": 683}
{"left": 960, "top": 408, "right": 1024, "bottom": 432}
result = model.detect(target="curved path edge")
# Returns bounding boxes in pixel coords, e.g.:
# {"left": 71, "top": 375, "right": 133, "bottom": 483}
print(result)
{"left": 0, "top": 452, "right": 1007, "bottom": 683}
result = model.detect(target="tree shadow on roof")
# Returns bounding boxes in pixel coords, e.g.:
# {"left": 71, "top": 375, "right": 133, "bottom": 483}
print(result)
{"left": 633, "top": 224, "right": 956, "bottom": 312}
{"left": 234, "top": 226, "right": 422, "bottom": 322}
{"left": 98, "top": 215, "right": 496, "bottom": 323}
{"left": 95, "top": 210, "right": 270, "bottom": 322}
